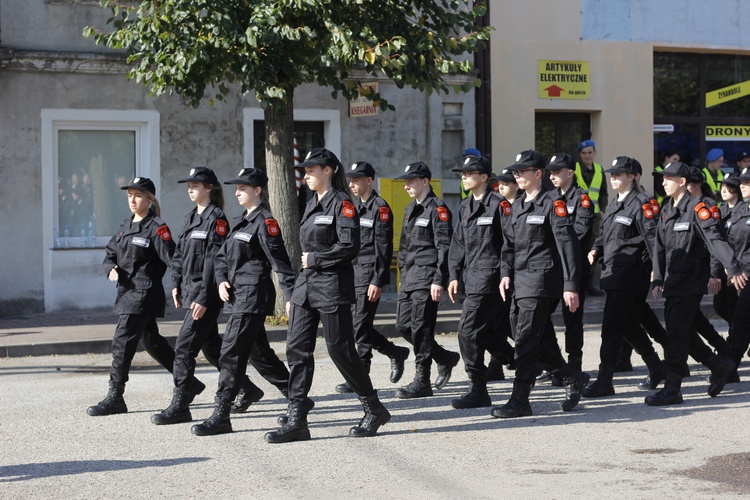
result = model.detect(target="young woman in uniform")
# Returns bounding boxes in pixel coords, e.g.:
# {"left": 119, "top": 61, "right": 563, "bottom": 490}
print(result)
{"left": 88, "top": 177, "right": 179, "bottom": 416}
{"left": 264, "top": 148, "right": 390, "bottom": 443}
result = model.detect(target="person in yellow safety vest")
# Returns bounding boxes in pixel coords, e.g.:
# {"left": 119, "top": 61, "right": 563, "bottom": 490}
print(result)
{"left": 703, "top": 148, "right": 725, "bottom": 203}
{"left": 575, "top": 139, "right": 607, "bottom": 297}
{"left": 654, "top": 150, "right": 680, "bottom": 206}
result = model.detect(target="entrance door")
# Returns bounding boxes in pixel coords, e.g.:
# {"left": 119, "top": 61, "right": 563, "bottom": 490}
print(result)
{"left": 535, "top": 112, "right": 591, "bottom": 159}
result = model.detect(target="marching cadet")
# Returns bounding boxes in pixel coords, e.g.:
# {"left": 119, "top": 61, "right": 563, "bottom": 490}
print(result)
{"left": 713, "top": 174, "right": 743, "bottom": 330}
{"left": 583, "top": 156, "right": 667, "bottom": 397}
{"left": 265, "top": 148, "right": 390, "bottom": 443}
{"left": 447, "top": 155, "right": 513, "bottom": 409}
{"left": 648, "top": 161, "right": 743, "bottom": 406}
{"left": 331, "top": 161, "right": 410, "bottom": 393}
{"left": 191, "top": 168, "right": 297, "bottom": 436}
{"left": 545, "top": 153, "right": 594, "bottom": 376}
{"left": 720, "top": 167, "right": 750, "bottom": 384}
{"left": 492, "top": 150, "right": 589, "bottom": 418}
{"left": 88, "top": 177, "right": 181, "bottom": 416}
{"left": 394, "top": 161, "right": 461, "bottom": 398}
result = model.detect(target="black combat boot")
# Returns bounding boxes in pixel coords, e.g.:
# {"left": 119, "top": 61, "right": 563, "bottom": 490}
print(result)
{"left": 335, "top": 359, "right": 370, "bottom": 394}
{"left": 451, "top": 379, "right": 492, "bottom": 409}
{"left": 707, "top": 355, "right": 734, "bottom": 397}
{"left": 486, "top": 358, "right": 506, "bottom": 382}
{"left": 191, "top": 394, "right": 233, "bottom": 436}
{"left": 644, "top": 374, "right": 683, "bottom": 406}
{"left": 277, "top": 397, "right": 315, "bottom": 426}
{"left": 350, "top": 391, "right": 391, "bottom": 437}
{"left": 378, "top": 343, "right": 410, "bottom": 383}
{"left": 434, "top": 350, "right": 461, "bottom": 389}
{"left": 490, "top": 380, "right": 533, "bottom": 418}
{"left": 231, "top": 379, "right": 265, "bottom": 413}
{"left": 638, "top": 353, "right": 668, "bottom": 390}
{"left": 151, "top": 387, "right": 192, "bottom": 425}
{"left": 265, "top": 401, "right": 312, "bottom": 443}
{"left": 87, "top": 381, "right": 127, "bottom": 416}
{"left": 395, "top": 364, "right": 433, "bottom": 399}
{"left": 582, "top": 366, "right": 615, "bottom": 398}
{"left": 561, "top": 370, "right": 590, "bottom": 411}
{"left": 186, "top": 377, "right": 206, "bottom": 405}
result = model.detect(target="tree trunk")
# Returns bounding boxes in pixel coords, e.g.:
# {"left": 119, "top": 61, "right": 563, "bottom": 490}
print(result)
{"left": 264, "top": 91, "right": 302, "bottom": 316}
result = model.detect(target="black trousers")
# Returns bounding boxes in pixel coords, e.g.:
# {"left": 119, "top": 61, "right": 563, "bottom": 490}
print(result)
{"left": 713, "top": 275, "right": 738, "bottom": 327}
{"left": 663, "top": 295, "right": 711, "bottom": 377}
{"left": 286, "top": 302, "right": 373, "bottom": 404}
{"left": 395, "top": 289, "right": 437, "bottom": 367}
{"left": 561, "top": 287, "right": 586, "bottom": 361}
{"left": 173, "top": 305, "right": 223, "bottom": 390}
{"left": 599, "top": 289, "right": 658, "bottom": 370}
{"left": 510, "top": 297, "right": 568, "bottom": 384}
{"left": 111, "top": 314, "right": 174, "bottom": 385}
{"left": 457, "top": 293, "right": 509, "bottom": 382}
{"left": 693, "top": 310, "right": 728, "bottom": 353}
{"left": 217, "top": 313, "right": 265, "bottom": 399}
{"left": 727, "top": 285, "right": 750, "bottom": 366}
{"left": 351, "top": 286, "right": 392, "bottom": 360}
{"left": 640, "top": 301, "right": 667, "bottom": 346}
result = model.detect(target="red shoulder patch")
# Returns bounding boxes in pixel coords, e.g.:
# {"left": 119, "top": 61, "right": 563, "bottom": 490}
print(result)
{"left": 710, "top": 205, "right": 721, "bottom": 220}
{"left": 215, "top": 219, "right": 228, "bottom": 236}
{"left": 342, "top": 200, "right": 356, "bottom": 218}
{"left": 265, "top": 218, "right": 280, "bottom": 237}
{"left": 581, "top": 194, "right": 592, "bottom": 209}
{"left": 500, "top": 200, "right": 512, "bottom": 216}
{"left": 378, "top": 206, "right": 391, "bottom": 223}
{"left": 156, "top": 224, "right": 172, "bottom": 241}
{"left": 695, "top": 202, "right": 711, "bottom": 221}
{"left": 642, "top": 203, "right": 654, "bottom": 219}
{"left": 650, "top": 198, "right": 661, "bottom": 215}
{"left": 436, "top": 206, "right": 450, "bottom": 222}
{"left": 554, "top": 200, "right": 568, "bottom": 217}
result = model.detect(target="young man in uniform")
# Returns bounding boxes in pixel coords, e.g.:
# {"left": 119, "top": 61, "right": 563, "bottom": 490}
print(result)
{"left": 544, "top": 153, "right": 594, "bottom": 379}
{"left": 648, "top": 161, "right": 743, "bottom": 406}
{"left": 575, "top": 140, "right": 607, "bottom": 296}
{"left": 492, "top": 149, "right": 589, "bottom": 418}
{"left": 332, "top": 161, "right": 410, "bottom": 393}
{"left": 703, "top": 148, "right": 724, "bottom": 202}
{"left": 447, "top": 155, "right": 515, "bottom": 409}
{"left": 394, "top": 161, "right": 460, "bottom": 398}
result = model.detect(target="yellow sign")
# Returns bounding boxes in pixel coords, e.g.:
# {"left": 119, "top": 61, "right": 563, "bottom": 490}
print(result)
{"left": 538, "top": 60, "right": 590, "bottom": 100}
{"left": 706, "top": 80, "right": 750, "bottom": 108}
{"left": 349, "top": 82, "right": 379, "bottom": 117}
{"left": 706, "top": 125, "right": 750, "bottom": 141}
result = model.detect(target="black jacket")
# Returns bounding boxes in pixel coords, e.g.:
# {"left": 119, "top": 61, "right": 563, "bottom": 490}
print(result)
{"left": 170, "top": 203, "right": 228, "bottom": 309}
{"left": 214, "top": 207, "right": 296, "bottom": 315}
{"left": 652, "top": 193, "right": 740, "bottom": 296}
{"left": 727, "top": 201, "right": 750, "bottom": 275}
{"left": 398, "top": 190, "right": 453, "bottom": 292}
{"left": 448, "top": 188, "right": 504, "bottom": 295}
{"left": 292, "top": 188, "right": 359, "bottom": 308}
{"left": 501, "top": 189, "right": 580, "bottom": 299}
{"left": 594, "top": 189, "right": 657, "bottom": 291}
{"left": 103, "top": 211, "right": 176, "bottom": 317}
{"left": 353, "top": 190, "right": 393, "bottom": 289}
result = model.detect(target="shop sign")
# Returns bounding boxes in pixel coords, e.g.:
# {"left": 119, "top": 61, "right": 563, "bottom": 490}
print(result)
{"left": 538, "top": 60, "right": 590, "bottom": 100}
{"left": 706, "top": 80, "right": 750, "bottom": 108}
{"left": 706, "top": 125, "right": 750, "bottom": 141}
{"left": 349, "top": 82, "right": 379, "bottom": 117}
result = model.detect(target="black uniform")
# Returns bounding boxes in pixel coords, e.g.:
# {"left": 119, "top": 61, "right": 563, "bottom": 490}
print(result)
{"left": 286, "top": 188, "right": 374, "bottom": 403}
{"left": 500, "top": 189, "right": 580, "bottom": 384}
{"left": 652, "top": 193, "right": 740, "bottom": 381}
{"left": 725, "top": 201, "right": 750, "bottom": 370}
{"left": 213, "top": 207, "right": 296, "bottom": 400}
{"left": 350, "top": 190, "right": 395, "bottom": 360}
{"left": 555, "top": 184, "right": 594, "bottom": 367}
{"left": 103, "top": 210, "right": 176, "bottom": 385}
{"left": 395, "top": 190, "right": 455, "bottom": 369}
{"left": 448, "top": 188, "right": 512, "bottom": 384}
{"left": 713, "top": 202, "right": 741, "bottom": 326}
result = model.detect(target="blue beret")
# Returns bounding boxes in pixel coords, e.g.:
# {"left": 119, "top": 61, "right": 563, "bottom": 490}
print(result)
{"left": 463, "top": 147, "right": 481, "bottom": 157}
{"left": 706, "top": 148, "right": 723, "bottom": 162}
{"left": 577, "top": 140, "right": 596, "bottom": 151}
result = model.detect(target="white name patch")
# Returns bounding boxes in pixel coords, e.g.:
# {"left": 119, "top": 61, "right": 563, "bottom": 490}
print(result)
{"left": 360, "top": 218, "right": 374, "bottom": 228}
{"left": 476, "top": 217, "right": 494, "bottom": 226}
{"left": 415, "top": 218, "right": 430, "bottom": 227}
{"left": 314, "top": 215, "right": 334, "bottom": 225}
{"left": 131, "top": 237, "right": 150, "bottom": 248}
{"left": 190, "top": 230, "right": 208, "bottom": 240}
{"left": 674, "top": 222, "right": 690, "bottom": 231}
{"left": 615, "top": 216, "right": 633, "bottom": 226}
{"left": 567, "top": 205, "right": 575, "bottom": 214}
{"left": 233, "top": 232, "right": 252, "bottom": 242}
{"left": 526, "top": 215, "right": 545, "bottom": 225}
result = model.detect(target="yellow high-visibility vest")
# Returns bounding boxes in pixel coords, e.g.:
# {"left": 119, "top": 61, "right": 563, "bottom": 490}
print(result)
{"left": 702, "top": 167, "right": 724, "bottom": 194}
{"left": 575, "top": 162, "right": 603, "bottom": 214}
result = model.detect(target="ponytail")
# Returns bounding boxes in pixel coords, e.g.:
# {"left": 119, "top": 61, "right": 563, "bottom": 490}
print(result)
{"left": 207, "top": 181, "right": 225, "bottom": 211}
{"left": 331, "top": 163, "right": 350, "bottom": 195}
{"left": 140, "top": 189, "right": 161, "bottom": 218}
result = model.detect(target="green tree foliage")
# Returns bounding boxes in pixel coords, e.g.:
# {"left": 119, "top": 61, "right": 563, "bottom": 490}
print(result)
{"left": 85, "top": 0, "right": 490, "bottom": 313}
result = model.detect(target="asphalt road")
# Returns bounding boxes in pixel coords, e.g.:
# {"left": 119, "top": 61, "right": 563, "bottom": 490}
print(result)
{"left": 1, "top": 332, "right": 749, "bottom": 499}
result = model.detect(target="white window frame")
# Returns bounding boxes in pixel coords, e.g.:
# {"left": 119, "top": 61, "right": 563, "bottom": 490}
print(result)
{"left": 40, "top": 109, "right": 160, "bottom": 311}
{"left": 242, "top": 108, "right": 342, "bottom": 168}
